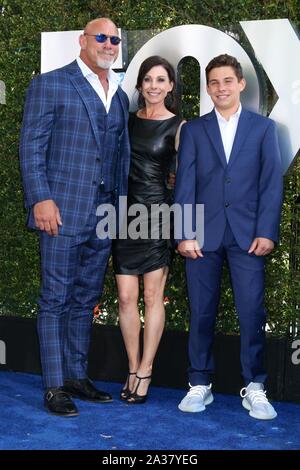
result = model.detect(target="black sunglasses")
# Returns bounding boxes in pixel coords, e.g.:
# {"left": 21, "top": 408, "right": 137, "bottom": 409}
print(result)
{"left": 84, "top": 33, "right": 121, "bottom": 46}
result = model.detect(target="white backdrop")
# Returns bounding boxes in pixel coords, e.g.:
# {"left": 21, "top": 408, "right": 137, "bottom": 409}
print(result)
{"left": 41, "top": 29, "right": 124, "bottom": 73}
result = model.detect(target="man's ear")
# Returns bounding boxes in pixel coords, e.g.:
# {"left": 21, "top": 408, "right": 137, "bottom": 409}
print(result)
{"left": 79, "top": 34, "right": 87, "bottom": 50}
{"left": 239, "top": 78, "right": 246, "bottom": 92}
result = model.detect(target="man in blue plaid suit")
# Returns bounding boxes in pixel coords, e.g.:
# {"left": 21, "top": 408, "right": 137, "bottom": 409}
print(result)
{"left": 20, "top": 18, "right": 131, "bottom": 416}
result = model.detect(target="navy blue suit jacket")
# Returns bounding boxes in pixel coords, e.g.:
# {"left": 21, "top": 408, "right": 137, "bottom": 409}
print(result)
{"left": 20, "top": 60, "right": 130, "bottom": 236}
{"left": 175, "top": 108, "right": 283, "bottom": 251}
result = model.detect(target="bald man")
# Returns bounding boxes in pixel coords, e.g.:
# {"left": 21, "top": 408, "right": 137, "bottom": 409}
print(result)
{"left": 20, "top": 18, "right": 131, "bottom": 416}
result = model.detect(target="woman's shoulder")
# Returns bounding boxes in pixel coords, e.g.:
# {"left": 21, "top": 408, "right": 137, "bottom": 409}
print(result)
{"left": 170, "top": 115, "right": 185, "bottom": 131}
{"left": 174, "top": 115, "right": 185, "bottom": 125}
{"left": 128, "top": 112, "right": 138, "bottom": 131}
{"left": 129, "top": 111, "right": 138, "bottom": 120}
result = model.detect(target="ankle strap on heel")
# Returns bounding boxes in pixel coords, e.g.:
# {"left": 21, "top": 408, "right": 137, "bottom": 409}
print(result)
{"left": 136, "top": 374, "right": 152, "bottom": 380}
{"left": 133, "top": 374, "right": 152, "bottom": 394}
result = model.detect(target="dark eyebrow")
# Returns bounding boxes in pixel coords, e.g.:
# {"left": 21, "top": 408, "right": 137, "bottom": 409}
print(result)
{"left": 144, "top": 75, "right": 168, "bottom": 79}
{"left": 208, "top": 76, "right": 234, "bottom": 83}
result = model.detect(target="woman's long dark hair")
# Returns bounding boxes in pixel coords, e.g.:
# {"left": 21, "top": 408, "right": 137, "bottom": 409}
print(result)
{"left": 136, "top": 55, "right": 177, "bottom": 113}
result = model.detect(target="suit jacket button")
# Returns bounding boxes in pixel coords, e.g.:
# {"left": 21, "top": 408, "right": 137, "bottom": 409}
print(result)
{"left": 225, "top": 203, "right": 230, "bottom": 208}
{"left": 92, "top": 181, "right": 97, "bottom": 186}
{"left": 96, "top": 158, "right": 100, "bottom": 162}
{"left": 226, "top": 178, "right": 231, "bottom": 183}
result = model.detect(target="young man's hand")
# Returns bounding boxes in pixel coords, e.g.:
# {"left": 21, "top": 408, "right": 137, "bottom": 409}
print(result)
{"left": 248, "top": 237, "right": 274, "bottom": 256}
{"left": 177, "top": 240, "right": 203, "bottom": 259}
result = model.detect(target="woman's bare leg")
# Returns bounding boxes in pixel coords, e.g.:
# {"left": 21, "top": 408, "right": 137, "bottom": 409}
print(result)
{"left": 116, "top": 274, "right": 140, "bottom": 391}
{"left": 129, "top": 266, "right": 169, "bottom": 398}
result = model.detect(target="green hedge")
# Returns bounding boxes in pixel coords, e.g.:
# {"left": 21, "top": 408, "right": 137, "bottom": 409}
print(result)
{"left": 0, "top": 0, "right": 299, "bottom": 335}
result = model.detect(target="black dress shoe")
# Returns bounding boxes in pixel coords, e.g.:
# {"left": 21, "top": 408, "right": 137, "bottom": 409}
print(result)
{"left": 63, "top": 378, "right": 113, "bottom": 403}
{"left": 44, "top": 387, "right": 79, "bottom": 417}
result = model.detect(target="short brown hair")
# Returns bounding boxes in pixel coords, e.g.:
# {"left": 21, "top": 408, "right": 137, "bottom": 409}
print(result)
{"left": 205, "top": 54, "right": 243, "bottom": 84}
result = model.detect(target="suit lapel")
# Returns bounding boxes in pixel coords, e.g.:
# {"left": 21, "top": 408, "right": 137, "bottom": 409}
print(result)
{"left": 228, "top": 109, "right": 253, "bottom": 168}
{"left": 67, "top": 61, "right": 102, "bottom": 151}
{"left": 203, "top": 110, "right": 227, "bottom": 169}
{"left": 116, "top": 87, "right": 127, "bottom": 121}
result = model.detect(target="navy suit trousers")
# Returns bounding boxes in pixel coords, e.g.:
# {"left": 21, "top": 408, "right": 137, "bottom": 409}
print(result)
{"left": 186, "top": 223, "right": 267, "bottom": 387}
{"left": 37, "top": 191, "right": 113, "bottom": 388}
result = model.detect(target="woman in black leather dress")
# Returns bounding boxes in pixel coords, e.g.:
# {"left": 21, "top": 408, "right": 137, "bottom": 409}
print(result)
{"left": 112, "top": 56, "right": 185, "bottom": 403}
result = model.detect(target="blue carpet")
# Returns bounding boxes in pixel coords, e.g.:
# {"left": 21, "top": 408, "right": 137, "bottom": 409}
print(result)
{"left": 0, "top": 371, "right": 299, "bottom": 450}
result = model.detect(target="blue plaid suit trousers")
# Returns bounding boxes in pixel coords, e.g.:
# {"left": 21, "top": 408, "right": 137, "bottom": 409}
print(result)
{"left": 38, "top": 191, "right": 113, "bottom": 388}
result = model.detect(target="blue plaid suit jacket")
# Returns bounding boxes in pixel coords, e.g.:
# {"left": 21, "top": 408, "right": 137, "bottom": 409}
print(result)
{"left": 20, "top": 60, "right": 130, "bottom": 236}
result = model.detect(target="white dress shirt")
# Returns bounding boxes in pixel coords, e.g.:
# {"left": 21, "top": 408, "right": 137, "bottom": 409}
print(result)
{"left": 76, "top": 57, "right": 119, "bottom": 113}
{"left": 215, "top": 104, "right": 242, "bottom": 162}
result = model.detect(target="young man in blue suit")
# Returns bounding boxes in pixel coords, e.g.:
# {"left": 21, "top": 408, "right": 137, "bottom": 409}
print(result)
{"left": 20, "top": 18, "right": 130, "bottom": 416}
{"left": 175, "top": 54, "right": 283, "bottom": 420}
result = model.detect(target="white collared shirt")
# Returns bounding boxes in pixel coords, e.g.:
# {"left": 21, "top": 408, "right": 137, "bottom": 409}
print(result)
{"left": 76, "top": 57, "right": 119, "bottom": 112}
{"left": 215, "top": 104, "right": 242, "bottom": 162}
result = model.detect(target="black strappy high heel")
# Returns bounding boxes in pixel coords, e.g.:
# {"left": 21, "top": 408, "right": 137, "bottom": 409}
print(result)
{"left": 120, "top": 372, "right": 137, "bottom": 401}
{"left": 127, "top": 374, "right": 152, "bottom": 404}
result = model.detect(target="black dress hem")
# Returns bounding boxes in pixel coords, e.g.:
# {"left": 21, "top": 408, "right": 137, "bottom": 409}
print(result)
{"left": 114, "top": 262, "right": 170, "bottom": 276}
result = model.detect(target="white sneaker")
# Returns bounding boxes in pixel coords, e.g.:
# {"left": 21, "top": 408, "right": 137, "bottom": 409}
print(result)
{"left": 178, "top": 383, "right": 214, "bottom": 412}
{"left": 240, "top": 382, "right": 277, "bottom": 420}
